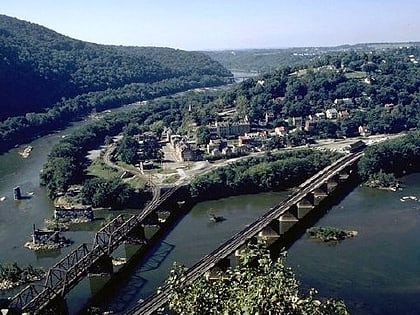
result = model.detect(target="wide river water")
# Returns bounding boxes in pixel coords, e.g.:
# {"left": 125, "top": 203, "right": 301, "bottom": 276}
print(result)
{"left": 0, "top": 118, "right": 419, "bottom": 314}
{"left": 107, "top": 173, "right": 420, "bottom": 315}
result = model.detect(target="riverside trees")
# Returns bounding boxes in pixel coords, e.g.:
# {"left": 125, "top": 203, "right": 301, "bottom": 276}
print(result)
{"left": 166, "top": 243, "right": 349, "bottom": 315}
{"left": 190, "top": 149, "right": 342, "bottom": 200}
{"left": 358, "top": 131, "right": 420, "bottom": 186}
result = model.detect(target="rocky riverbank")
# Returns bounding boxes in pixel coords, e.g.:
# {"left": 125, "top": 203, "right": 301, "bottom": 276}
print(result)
{"left": 0, "top": 263, "right": 45, "bottom": 291}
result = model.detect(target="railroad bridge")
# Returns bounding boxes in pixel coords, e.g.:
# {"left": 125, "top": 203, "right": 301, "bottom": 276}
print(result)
{"left": 4, "top": 184, "right": 190, "bottom": 315}
{"left": 127, "top": 151, "right": 363, "bottom": 315}
{"left": 4, "top": 152, "right": 362, "bottom": 314}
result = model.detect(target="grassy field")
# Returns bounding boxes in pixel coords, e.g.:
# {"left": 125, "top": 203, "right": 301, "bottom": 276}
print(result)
{"left": 344, "top": 71, "right": 366, "bottom": 79}
{"left": 125, "top": 176, "right": 148, "bottom": 190}
{"left": 163, "top": 174, "right": 180, "bottom": 184}
{"left": 87, "top": 159, "right": 122, "bottom": 180}
{"left": 87, "top": 159, "right": 147, "bottom": 189}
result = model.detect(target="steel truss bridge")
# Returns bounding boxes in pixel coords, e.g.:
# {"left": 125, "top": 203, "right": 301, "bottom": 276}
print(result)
{"left": 7, "top": 184, "right": 181, "bottom": 314}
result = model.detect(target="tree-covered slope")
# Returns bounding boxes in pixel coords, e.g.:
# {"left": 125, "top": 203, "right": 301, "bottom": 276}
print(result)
{"left": 0, "top": 15, "right": 231, "bottom": 120}
{"left": 214, "top": 46, "right": 420, "bottom": 137}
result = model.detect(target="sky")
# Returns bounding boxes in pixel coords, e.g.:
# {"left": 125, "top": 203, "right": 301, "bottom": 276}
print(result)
{"left": 1, "top": 0, "right": 419, "bottom": 51}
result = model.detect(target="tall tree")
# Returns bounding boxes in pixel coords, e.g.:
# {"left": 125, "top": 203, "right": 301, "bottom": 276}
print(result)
{"left": 166, "top": 243, "right": 348, "bottom": 314}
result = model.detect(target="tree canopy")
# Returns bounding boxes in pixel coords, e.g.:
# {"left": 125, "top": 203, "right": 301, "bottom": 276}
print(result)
{"left": 165, "top": 243, "right": 348, "bottom": 315}
{"left": 0, "top": 14, "right": 231, "bottom": 121}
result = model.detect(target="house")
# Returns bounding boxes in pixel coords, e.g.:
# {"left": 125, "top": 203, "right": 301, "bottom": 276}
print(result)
{"left": 334, "top": 98, "right": 353, "bottom": 106}
{"left": 326, "top": 108, "right": 338, "bottom": 119}
{"left": 288, "top": 117, "right": 303, "bottom": 130}
{"left": 207, "top": 121, "right": 251, "bottom": 138}
{"left": 265, "top": 112, "right": 275, "bottom": 123}
{"left": 206, "top": 139, "right": 227, "bottom": 154}
{"left": 162, "top": 127, "right": 173, "bottom": 142}
{"left": 338, "top": 110, "right": 350, "bottom": 119}
{"left": 274, "top": 126, "right": 287, "bottom": 136}
{"left": 315, "top": 112, "right": 326, "bottom": 120}
{"left": 238, "top": 135, "right": 252, "bottom": 146}
{"left": 170, "top": 135, "right": 202, "bottom": 162}
{"left": 169, "top": 134, "right": 182, "bottom": 147}
{"left": 177, "top": 142, "right": 201, "bottom": 162}
{"left": 358, "top": 125, "right": 370, "bottom": 137}
{"left": 384, "top": 103, "right": 395, "bottom": 109}
{"left": 221, "top": 146, "right": 233, "bottom": 155}
{"left": 304, "top": 119, "right": 317, "bottom": 132}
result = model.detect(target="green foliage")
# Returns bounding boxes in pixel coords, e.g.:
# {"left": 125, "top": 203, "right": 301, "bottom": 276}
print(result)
{"left": 307, "top": 226, "right": 357, "bottom": 242}
{"left": 40, "top": 157, "right": 78, "bottom": 198}
{"left": 358, "top": 131, "right": 420, "bottom": 180}
{"left": 195, "top": 126, "right": 211, "bottom": 145}
{"left": 265, "top": 135, "right": 286, "bottom": 150}
{"left": 366, "top": 170, "right": 398, "bottom": 189}
{"left": 190, "top": 149, "right": 341, "bottom": 199}
{"left": 165, "top": 243, "right": 349, "bottom": 314}
{"left": 117, "top": 136, "right": 139, "bottom": 164}
{"left": 205, "top": 48, "right": 316, "bottom": 73}
{"left": 0, "top": 15, "right": 232, "bottom": 152}
{"left": 0, "top": 14, "right": 230, "bottom": 121}
{"left": 80, "top": 177, "right": 134, "bottom": 208}
{"left": 0, "top": 72, "right": 229, "bottom": 152}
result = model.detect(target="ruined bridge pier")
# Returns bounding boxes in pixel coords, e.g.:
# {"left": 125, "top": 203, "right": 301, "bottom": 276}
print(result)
{"left": 5, "top": 184, "right": 189, "bottom": 315}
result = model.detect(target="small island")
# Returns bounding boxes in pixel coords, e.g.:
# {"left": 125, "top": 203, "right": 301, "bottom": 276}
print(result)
{"left": 365, "top": 170, "right": 400, "bottom": 191}
{"left": 24, "top": 226, "right": 73, "bottom": 251}
{"left": 307, "top": 226, "right": 358, "bottom": 242}
{"left": 0, "top": 263, "right": 45, "bottom": 291}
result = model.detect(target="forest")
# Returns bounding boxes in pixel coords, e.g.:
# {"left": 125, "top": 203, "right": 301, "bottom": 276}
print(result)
{"left": 358, "top": 131, "right": 420, "bottom": 182}
{"left": 0, "top": 15, "right": 232, "bottom": 151}
{"left": 213, "top": 45, "right": 420, "bottom": 138}
{"left": 204, "top": 42, "right": 417, "bottom": 73}
{"left": 189, "top": 149, "right": 342, "bottom": 200}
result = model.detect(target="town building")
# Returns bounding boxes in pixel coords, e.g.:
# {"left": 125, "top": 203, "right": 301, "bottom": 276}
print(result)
{"left": 207, "top": 121, "right": 251, "bottom": 138}
{"left": 326, "top": 108, "right": 338, "bottom": 119}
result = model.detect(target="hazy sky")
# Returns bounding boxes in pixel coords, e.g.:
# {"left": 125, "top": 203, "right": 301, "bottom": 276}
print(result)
{"left": 2, "top": 0, "right": 419, "bottom": 50}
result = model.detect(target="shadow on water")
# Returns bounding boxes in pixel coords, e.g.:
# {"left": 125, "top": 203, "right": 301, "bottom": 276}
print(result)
{"left": 17, "top": 195, "right": 32, "bottom": 200}
{"left": 99, "top": 242, "right": 175, "bottom": 314}
{"left": 139, "top": 241, "right": 175, "bottom": 272}
{"left": 34, "top": 248, "right": 62, "bottom": 260}
{"left": 96, "top": 274, "right": 148, "bottom": 314}
{"left": 269, "top": 176, "right": 361, "bottom": 258}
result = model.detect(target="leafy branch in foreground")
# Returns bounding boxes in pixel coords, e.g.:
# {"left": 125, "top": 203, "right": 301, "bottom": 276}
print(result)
{"left": 165, "top": 243, "right": 348, "bottom": 314}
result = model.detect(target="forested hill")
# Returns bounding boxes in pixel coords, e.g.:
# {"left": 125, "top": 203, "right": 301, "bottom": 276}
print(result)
{"left": 0, "top": 15, "right": 231, "bottom": 120}
{"left": 204, "top": 43, "right": 420, "bottom": 73}
{"left": 215, "top": 45, "right": 420, "bottom": 136}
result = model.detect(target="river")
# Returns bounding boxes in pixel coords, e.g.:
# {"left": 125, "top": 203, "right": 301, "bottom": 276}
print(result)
{"left": 100, "top": 173, "right": 420, "bottom": 315}
{"left": 1, "top": 114, "right": 419, "bottom": 314}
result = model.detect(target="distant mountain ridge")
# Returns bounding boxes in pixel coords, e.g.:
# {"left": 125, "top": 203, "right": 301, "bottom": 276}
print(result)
{"left": 0, "top": 14, "right": 231, "bottom": 120}
{"left": 204, "top": 42, "right": 420, "bottom": 73}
